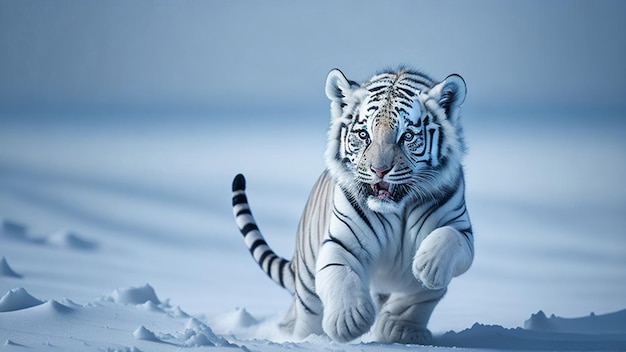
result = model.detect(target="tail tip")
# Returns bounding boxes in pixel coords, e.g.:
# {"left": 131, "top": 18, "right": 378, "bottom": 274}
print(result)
{"left": 232, "top": 174, "right": 246, "bottom": 192}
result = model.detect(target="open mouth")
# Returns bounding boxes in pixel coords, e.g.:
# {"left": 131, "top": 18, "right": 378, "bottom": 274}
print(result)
{"left": 372, "top": 181, "right": 393, "bottom": 200}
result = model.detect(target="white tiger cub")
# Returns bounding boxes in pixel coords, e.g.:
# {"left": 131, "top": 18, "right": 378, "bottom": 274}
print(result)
{"left": 231, "top": 67, "right": 474, "bottom": 344}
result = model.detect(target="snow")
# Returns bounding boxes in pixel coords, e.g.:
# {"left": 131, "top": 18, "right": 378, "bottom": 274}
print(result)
{"left": 0, "top": 110, "right": 625, "bottom": 351}
{"left": 0, "top": 257, "right": 22, "bottom": 278}
{"left": 0, "top": 287, "right": 44, "bottom": 312}
{"left": 110, "top": 284, "right": 161, "bottom": 306}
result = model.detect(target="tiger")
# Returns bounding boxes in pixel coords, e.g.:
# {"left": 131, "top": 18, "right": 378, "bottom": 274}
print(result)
{"left": 231, "top": 67, "right": 474, "bottom": 344}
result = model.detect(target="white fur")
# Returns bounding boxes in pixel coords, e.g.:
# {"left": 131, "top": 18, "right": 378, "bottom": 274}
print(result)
{"left": 366, "top": 196, "right": 404, "bottom": 214}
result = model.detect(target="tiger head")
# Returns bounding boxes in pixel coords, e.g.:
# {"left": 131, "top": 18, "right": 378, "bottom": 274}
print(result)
{"left": 324, "top": 68, "right": 467, "bottom": 213}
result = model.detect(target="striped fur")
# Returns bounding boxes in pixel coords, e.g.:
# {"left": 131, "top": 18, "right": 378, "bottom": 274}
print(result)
{"left": 232, "top": 67, "right": 474, "bottom": 344}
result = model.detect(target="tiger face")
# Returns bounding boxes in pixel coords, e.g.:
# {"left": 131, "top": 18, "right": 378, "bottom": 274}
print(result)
{"left": 325, "top": 68, "right": 467, "bottom": 213}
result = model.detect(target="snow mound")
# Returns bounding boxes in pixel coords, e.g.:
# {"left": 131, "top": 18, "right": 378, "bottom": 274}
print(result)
{"left": 47, "top": 229, "right": 98, "bottom": 250}
{"left": 217, "top": 307, "right": 259, "bottom": 330}
{"left": 170, "top": 305, "right": 190, "bottom": 318}
{"left": 4, "top": 339, "right": 26, "bottom": 347}
{"left": 210, "top": 307, "right": 288, "bottom": 342}
{"left": 109, "top": 284, "right": 160, "bottom": 305}
{"left": 0, "top": 256, "right": 22, "bottom": 278}
{"left": 182, "top": 317, "right": 232, "bottom": 347}
{"left": 0, "top": 218, "right": 27, "bottom": 238}
{"left": 525, "top": 309, "right": 626, "bottom": 335}
{"left": 133, "top": 325, "right": 161, "bottom": 342}
{"left": 210, "top": 307, "right": 262, "bottom": 338}
{"left": 0, "top": 287, "right": 44, "bottom": 312}
{"left": 37, "top": 299, "right": 76, "bottom": 315}
{"left": 138, "top": 300, "right": 165, "bottom": 313}
{"left": 183, "top": 331, "right": 215, "bottom": 347}
{"left": 57, "top": 298, "right": 83, "bottom": 309}
{"left": 0, "top": 218, "right": 45, "bottom": 244}
{"left": 185, "top": 317, "right": 206, "bottom": 330}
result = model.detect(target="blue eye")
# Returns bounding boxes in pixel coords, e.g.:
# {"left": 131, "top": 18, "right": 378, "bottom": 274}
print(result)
{"left": 402, "top": 131, "right": 415, "bottom": 142}
{"left": 358, "top": 130, "right": 369, "bottom": 140}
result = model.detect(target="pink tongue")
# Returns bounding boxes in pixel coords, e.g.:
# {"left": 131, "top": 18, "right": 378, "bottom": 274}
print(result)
{"left": 377, "top": 190, "right": 391, "bottom": 199}
{"left": 376, "top": 182, "right": 391, "bottom": 199}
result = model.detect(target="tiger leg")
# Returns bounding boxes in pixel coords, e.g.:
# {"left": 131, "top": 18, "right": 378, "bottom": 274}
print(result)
{"left": 315, "top": 251, "right": 376, "bottom": 342}
{"left": 278, "top": 255, "right": 325, "bottom": 339}
{"left": 372, "top": 288, "right": 446, "bottom": 344}
{"left": 280, "top": 294, "right": 324, "bottom": 339}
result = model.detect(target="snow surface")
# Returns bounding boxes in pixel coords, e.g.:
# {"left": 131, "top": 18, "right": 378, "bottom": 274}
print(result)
{"left": 0, "top": 110, "right": 625, "bottom": 351}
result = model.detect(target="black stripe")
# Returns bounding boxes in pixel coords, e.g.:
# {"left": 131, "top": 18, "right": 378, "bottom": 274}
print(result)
{"left": 302, "top": 256, "right": 316, "bottom": 281}
{"left": 296, "top": 292, "right": 319, "bottom": 315}
{"left": 235, "top": 208, "right": 251, "bottom": 217}
{"left": 249, "top": 239, "right": 267, "bottom": 254}
{"left": 278, "top": 259, "right": 287, "bottom": 287}
{"left": 407, "top": 201, "right": 440, "bottom": 234}
{"left": 341, "top": 187, "right": 375, "bottom": 234}
{"left": 297, "top": 273, "right": 317, "bottom": 297}
{"left": 322, "top": 235, "right": 357, "bottom": 259}
{"left": 460, "top": 227, "right": 473, "bottom": 238}
{"left": 265, "top": 255, "right": 278, "bottom": 275}
{"left": 332, "top": 208, "right": 360, "bottom": 246}
{"left": 436, "top": 126, "right": 443, "bottom": 161}
{"left": 397, "top": 86, "right": 415, "bottom": 97}
{"left": 306, "top": 223, "right": 317, "bottom": 263}
{"left": 318, "top": 263, "right": 345, "bottom": 272}
{"left": 240, "top": 223, "right": 259, "bottom": 237}
{"left": 368, "top": 84, "right": 387, "bottom": 93}
{"left": 258, "top": 250, "right": 274, "bottom": 267}
{"left": 445, "top": 207, "right": 468, "bottom": 227}
{"left": 398, "top": 99, "right": 412, "bottom": 109}
{"left": 232, "top": 194, "right": 248, "bottom": 206}
{"left": 332, "top": 207, "right": 372, "bottom": 257}
{"left": 462, "top": 229, "right": 474, "bottom": 255}
{"left": 373, "top": 213, "right": 392, "bottom": 246}
{"left": 428, "top": 128, "right": 436, "bottom": 165}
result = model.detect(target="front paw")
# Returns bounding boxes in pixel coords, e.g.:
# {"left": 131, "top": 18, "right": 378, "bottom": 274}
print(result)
{"left": 412, "top": 228, "right": 460, "bottom": 290}
{"left": 412, "top": 254, "right": 453, "bottom": 290}
{"left": 322, "top": 292, "right": 375, "bottom": 343}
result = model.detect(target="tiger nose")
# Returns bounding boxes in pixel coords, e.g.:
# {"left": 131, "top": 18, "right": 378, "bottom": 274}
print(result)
{"left": 371, "top": 166, "right": 392, "bottom": 178}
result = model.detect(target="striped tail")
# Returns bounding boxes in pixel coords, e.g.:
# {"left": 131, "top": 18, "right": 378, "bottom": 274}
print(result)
{"left": 232, "top": 174, "right": 295, "bottom": 294}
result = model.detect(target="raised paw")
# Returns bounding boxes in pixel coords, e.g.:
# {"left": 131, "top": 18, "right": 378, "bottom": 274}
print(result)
{"left": 412, "top": 251, "right": 454, "bottom": 290}
{"left": 322, "top": 294, "right": 376, "bottom": 343}
{"left": 412, "top": 228, "right": 463, "bottom": 290}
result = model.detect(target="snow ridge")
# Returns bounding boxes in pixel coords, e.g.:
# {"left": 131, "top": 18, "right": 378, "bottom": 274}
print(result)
{"left": 0, "top": 256, "right": 22, "bottom": 278}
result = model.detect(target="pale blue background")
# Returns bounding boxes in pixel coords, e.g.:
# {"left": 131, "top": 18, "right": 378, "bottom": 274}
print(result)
{"left": 1, "top": 0, "right": 625, "bottom": 115}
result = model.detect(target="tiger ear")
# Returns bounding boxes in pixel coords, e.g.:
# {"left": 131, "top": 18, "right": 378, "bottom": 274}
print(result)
{"left": 325, "top": 69, "right": 360, "bottom": 120}
{"left": 325, "top": 68, "right": 353, "bottom": 101}
{"left": 428, "top": 74, "right": 466, "bottom": 121}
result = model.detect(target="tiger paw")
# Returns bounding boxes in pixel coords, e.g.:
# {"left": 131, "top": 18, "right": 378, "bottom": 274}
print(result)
{"left": 412, "top": 228, "right": 460, "bottom": 290}
{"left": 374, "top": 313, "right": 433, "bottom": 345}
{"left": 322, "top": 293, "right": 376, "bottom": 343}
